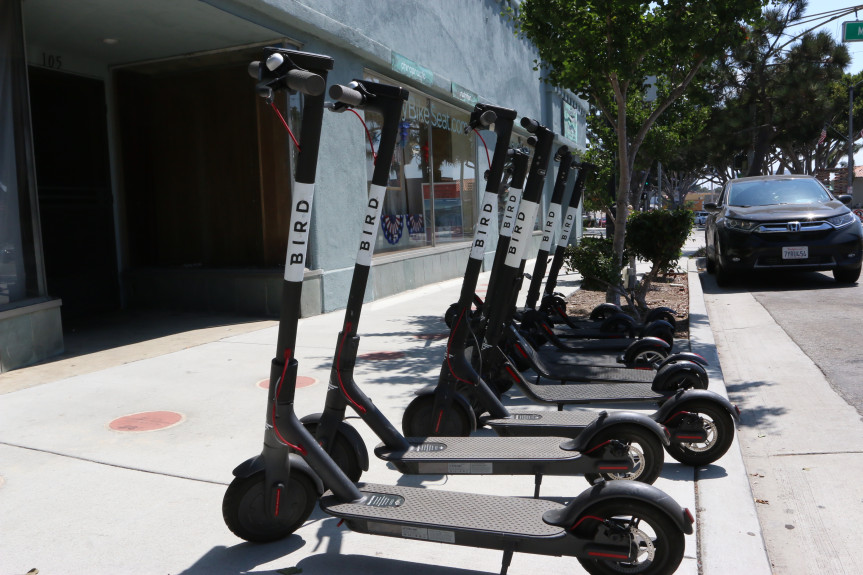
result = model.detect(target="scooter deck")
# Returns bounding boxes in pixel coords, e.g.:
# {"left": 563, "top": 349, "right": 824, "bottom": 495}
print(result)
{"left": 374, "top": 436, "right": 631, "bottom": 476}
{"left": 536, "top": 351, "right": 656, "bottom": 383}
{"left": 484, "top": 409, "right": 599, "bottom": 437}
{"left": 319, "top": 482, "right": 566, "bottom": 541}
{"left": 521, "top": 378, "right": 661, "bottom": 404}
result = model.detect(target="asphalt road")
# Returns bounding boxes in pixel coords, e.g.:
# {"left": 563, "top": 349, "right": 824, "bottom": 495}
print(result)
{"left": 712, "top": 269, "right": 863, "bottom": 418}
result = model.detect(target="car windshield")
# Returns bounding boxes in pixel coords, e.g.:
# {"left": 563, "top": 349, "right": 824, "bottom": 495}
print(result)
{"left": 726, "top": 178, "right": 832, "bottom": 207}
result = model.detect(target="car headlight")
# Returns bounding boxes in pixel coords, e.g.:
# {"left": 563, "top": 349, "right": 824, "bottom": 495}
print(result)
{"left": 723, "top": 217, "right": 759, "bottom": 231}
{"left": 826, "top": 213, "right": 857, "bottom": 228}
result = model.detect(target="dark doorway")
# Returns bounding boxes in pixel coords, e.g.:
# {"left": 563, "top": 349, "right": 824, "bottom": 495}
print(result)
{"left": 27, "top": 67, "right": 120, "bottom": 320}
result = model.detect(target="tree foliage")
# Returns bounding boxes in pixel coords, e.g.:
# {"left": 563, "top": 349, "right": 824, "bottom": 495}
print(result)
{"left": 698, "top": 1, "right": 851, "bottom": 184}
{"left": 513, "top": 0, "right": 764, "bottom": 289}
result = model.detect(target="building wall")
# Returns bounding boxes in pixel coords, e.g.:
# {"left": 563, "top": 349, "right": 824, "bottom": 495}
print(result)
{"left": 12, "top": 0, "right": 588, "bottom": 339}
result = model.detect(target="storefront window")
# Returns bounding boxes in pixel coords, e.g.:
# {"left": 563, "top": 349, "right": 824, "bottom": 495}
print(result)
{"left": 0, "top": 0, "right": 41, "bottom": 307}
{"left": 364, "top": 72, "right": 477, "bottom": 254}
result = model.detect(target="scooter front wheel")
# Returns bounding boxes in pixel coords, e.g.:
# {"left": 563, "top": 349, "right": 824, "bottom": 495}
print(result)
{"left": 583, "top": 424, "right": 664, "bottom": 485}
{"left": 574, "top": 500, "right": 685, "bottom": 575}
{"left": 664, "top": 399, "right": 735, "bottom": 466}
{"left": 222, "top": 470, "right": 317, "bottom": 543}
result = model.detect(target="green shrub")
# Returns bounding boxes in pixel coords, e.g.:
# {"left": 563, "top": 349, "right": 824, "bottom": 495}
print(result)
{"left": 563, "top": 237, "right": 621, "bottom": 291}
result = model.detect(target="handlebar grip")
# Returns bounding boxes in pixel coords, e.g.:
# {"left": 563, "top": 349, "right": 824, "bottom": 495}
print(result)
{"left": 248, "top": 60, "right": 261, "bottom": 80}
{"left": 329, "top": 84, "right": 365, "bottom": 107}
{"left": 286, "top": 69, "right": 326, "bottom": 96}
{"left": 479, "top": 110, "right": 497, "bottom": 127}
{"left": 520, "top": 117, "right": 540, "bottom": 133}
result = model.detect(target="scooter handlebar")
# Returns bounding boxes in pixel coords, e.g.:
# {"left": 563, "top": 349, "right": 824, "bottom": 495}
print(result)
{"left": 520, "top": 116, "right": 540, "bottom": 133}
{"left": 285, "top": 69, "right": 326, "bottom": 97}
{"left": 248, "top": 54, "right": 326, "bottom": 97}
{"left": 329, "top": 84, "right": 366, "bottom": 107}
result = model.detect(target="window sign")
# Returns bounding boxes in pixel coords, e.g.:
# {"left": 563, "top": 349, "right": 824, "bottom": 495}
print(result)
{"left": 563, "top": 101, "right": 578, "bottom": 142}
{"left": 391, "top": 53, "right": 434, "bottom": 86}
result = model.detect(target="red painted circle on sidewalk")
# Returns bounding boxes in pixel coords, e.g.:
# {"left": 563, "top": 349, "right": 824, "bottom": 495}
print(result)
{"left": 257, "top": 376, "right": 317, "bottom": 389}
{"left": 414, "top": 332, "right": 449, "bottom": 341}
{"left": 109, "top": 411, "right": 184, "bottom": 432}
{"left": 358, "top": 351, "right": 406, "bottom": 361}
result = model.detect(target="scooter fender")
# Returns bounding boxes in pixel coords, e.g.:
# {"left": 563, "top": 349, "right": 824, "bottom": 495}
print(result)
{"left": 639, "top": 319, "right": 675, "bottom": 344}
{"left": 589, "top": 302, "right": 624, "bottom": 321}
{"left": 653, "top": 389, "right": 740, "bottom": 424}
{"left": 299, "top": 413, "right": 370, "bottom": 473}
{"left": 644, "top": 306, "right": 677, "bottom": 328}
{"left": 542, "top": 480, "right": 694, "bottom": 535}
{"left": 231, "top": 452, "right": 325, "bottom": 496}
{"left": 410, "top": 387, "right": 478, "bottom": 424}
{"left": 559, "top": 410, "right": 670, "bottom": 451}
{"left": 652, "top": 360, "right": 709, "bottom": 393}
{"left": 657, "top": 351, "right": 709, "bottom": 369}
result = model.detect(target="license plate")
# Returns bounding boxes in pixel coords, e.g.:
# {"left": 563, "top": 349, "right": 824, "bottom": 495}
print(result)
{"left": 782, "top": 246, "right": 808, "bottom": 259}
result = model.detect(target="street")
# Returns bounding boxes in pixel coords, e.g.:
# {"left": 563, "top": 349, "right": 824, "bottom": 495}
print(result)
{"left": 700, "top": 262, "right": 863, "bottom": 574}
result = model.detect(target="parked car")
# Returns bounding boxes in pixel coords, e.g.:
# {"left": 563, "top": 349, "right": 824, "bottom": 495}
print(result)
{"left": 704, "top": 174, "right": 863, "bottom": 286}
{"left": 694, "top": 211, "right": 708, "bottom": 227}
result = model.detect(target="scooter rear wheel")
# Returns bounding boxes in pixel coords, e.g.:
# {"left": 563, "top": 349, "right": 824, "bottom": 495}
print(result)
{"left": 574, "top": 500, "right": 685, "bottom": 575}
{"left": 402, "top": 392, "right": 476, "bottom": 437}
{"left": 583, "top": 424, "right": 664, "bottom": 485}
{"left": 222, "top": 469, "right": 317, "bottom": 543}
{"left": 300, "top": 422, "right": 364, "bottom": 482}
{"left": 664, "top": 399, "right": 735, "bottom": 466}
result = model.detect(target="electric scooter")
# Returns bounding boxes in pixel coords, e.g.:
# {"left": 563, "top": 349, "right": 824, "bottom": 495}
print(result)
{"left": 223, "top": 53, "right": 694, "bottom": 575}
{"left": 307, "top": 93, "right": 672, "bottom": 492}
{"left": 402, "top": 120, "right": 737, "bottom": 467}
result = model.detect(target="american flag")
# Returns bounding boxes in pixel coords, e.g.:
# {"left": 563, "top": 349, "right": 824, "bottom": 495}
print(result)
{"left": 817, "top": 127, "right": 827, "bottom": 145}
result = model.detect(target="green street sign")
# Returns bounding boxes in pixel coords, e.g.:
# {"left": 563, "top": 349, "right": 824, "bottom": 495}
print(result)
{"left": 391, "top": 53, "right": 434, "bottom": 86}
{"left": 843, "top": 21, "right": 863, "bottom": 42}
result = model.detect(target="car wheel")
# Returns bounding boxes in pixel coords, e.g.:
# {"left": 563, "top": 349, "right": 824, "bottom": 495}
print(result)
{"left": 705, "top": 233, "right": 716, "bottom": 274}
{"left": 715, "top": 258, "right": 733, "bottom": 287}
{"left": 705, "top": 251, "right": 716, "bottom": 274}
{"left": 834, "top": 265, "right": 861, "bottom": 284}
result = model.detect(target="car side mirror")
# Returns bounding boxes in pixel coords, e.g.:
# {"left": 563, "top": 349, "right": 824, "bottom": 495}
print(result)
{"left": 837, "top": 194, "right": 852, "bottom": 205}
{"left": 704, "top": 202, "right": 719, "bottom": 212}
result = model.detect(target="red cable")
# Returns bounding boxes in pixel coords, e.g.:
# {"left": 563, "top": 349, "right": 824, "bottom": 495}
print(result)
{"left": 473, "top": 128, "right": 491, "bottom": 169}
{"left": 271, "top": 348, "right": 307, "bottom": 455}
{"left": 270, "top": 101, "right": 302, "bottom": 152}
{"left": 347, "top": 108, "right": 377, "bottom": 162}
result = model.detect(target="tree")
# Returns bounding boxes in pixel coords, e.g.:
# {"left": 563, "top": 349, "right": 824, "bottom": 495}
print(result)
{"left": 513, "top": 0, "right": 763, "bottom": 297}
{"left": 697, "top": 1, "right": 851, "bottom": 181}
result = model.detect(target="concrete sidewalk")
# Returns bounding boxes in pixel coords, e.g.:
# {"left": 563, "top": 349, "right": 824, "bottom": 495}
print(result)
{"left": 0, "top": 250, "right": 769, "bottom": 575}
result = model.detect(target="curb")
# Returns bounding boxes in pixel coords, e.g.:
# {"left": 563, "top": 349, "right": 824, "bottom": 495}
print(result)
{"left": 687, "top": 258, "right": 772, "bottom": 574}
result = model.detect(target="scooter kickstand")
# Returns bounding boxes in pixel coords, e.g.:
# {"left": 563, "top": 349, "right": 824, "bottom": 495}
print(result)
{"left": 500, "top": 548, "right": 514, "bottom": 575}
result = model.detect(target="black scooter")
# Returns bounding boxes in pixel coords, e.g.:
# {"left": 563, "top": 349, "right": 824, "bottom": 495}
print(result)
{"left": 308, "top": 91, "right": 671, "bottom": 491}
{"left": 223, "top": 49, "right": 693, "bottom": 575}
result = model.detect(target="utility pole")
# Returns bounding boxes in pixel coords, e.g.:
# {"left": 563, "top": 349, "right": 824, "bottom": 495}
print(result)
{"left": 850, "top": 83, "right": 855, "bottom": 194}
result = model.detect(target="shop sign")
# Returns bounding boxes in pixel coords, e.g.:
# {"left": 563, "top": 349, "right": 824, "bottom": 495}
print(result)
{"left": 391, "top": 53, "right": 434, "bottom": 86}
{"left": 451, "top": 82, "right": 479, "bottom": 106}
